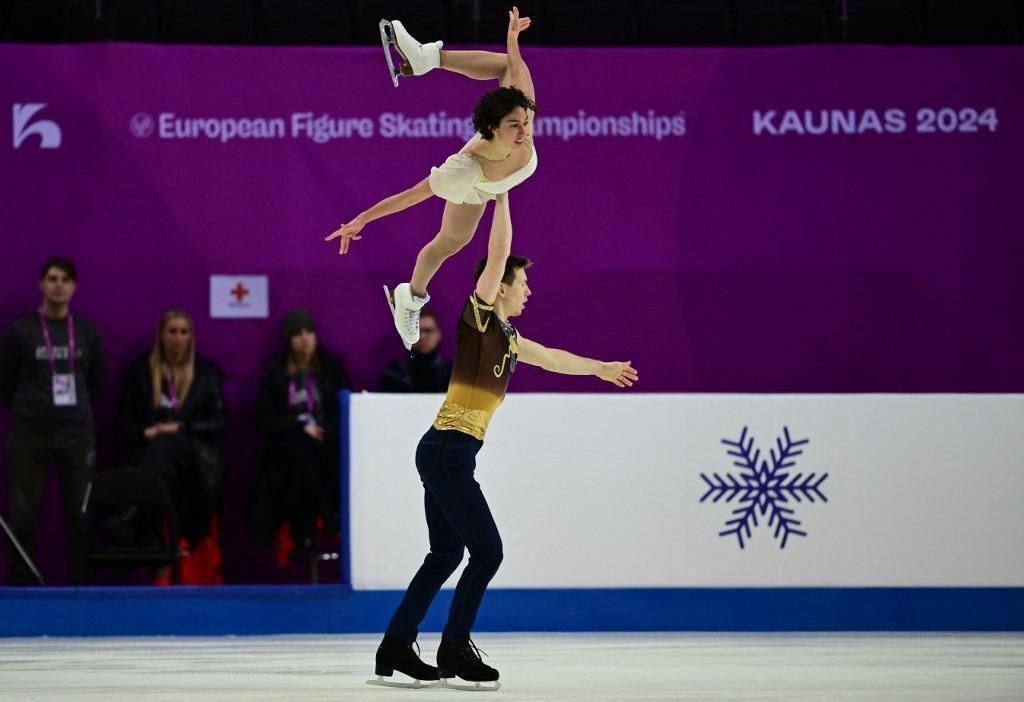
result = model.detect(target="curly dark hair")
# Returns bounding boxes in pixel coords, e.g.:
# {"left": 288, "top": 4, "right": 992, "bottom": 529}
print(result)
{"left": 472, "top": 86, "right": 537, "bottom": 140}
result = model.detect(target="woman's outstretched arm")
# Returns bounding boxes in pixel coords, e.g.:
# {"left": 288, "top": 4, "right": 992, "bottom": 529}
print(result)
{"left": 324, "top": 177, "right": 433, "bottom": 254}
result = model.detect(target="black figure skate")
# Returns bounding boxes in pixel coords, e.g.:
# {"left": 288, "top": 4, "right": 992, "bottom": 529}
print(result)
{"left": 365, "top": 634, "right": 440, "bottom": 689}
{"left": 436, "top": 638, "right": 501, "bottom": 692}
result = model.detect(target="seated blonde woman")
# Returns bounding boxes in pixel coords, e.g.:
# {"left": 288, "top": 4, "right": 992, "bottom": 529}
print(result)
{"left": 118, "top": 309, "right": 226, "bottom": 549}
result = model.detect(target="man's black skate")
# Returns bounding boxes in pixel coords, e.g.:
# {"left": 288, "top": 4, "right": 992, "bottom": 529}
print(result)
{"left": 436, "top": 638, "right": 501, "bottom": 691}
{"left": 365, "top": 634, "right": 440, "bottom": 689}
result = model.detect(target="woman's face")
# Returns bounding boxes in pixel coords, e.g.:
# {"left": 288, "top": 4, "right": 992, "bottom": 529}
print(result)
{"left": 494, "top": 107, "right": 529, "bottom": 149}
{"left": 290, "top": 328, "right": 317, "bottom": 360}
{"left": 161, "top": 317, "right": 192, "bottom": 364}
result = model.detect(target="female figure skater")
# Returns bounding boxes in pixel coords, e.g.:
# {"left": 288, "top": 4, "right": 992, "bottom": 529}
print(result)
{"left": 325, "top": 8, "right": 537, "bottom": 350}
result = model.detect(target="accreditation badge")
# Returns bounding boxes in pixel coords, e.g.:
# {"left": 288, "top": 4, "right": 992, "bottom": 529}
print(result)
{"left": 52, "top": 373, "right": 78, "bottom": 406}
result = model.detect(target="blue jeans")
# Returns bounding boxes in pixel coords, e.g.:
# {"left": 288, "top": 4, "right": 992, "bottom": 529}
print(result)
{"left": 386, "top": 427, "right": 503, "bottom": 644}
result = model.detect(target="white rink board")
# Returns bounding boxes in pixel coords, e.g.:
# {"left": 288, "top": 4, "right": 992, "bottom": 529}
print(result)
{"left": 348, "top": 393, "right": 1024, "bottom": 589}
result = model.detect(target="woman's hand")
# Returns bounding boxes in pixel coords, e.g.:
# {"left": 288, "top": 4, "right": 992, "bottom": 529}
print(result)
{"left": 143, "top": 421, "right": 182, "bottom": 440}
{"left": 507, "top": 6, "right": 531, "bottom": 41}
{"left": 596, "top": 361, "right": 638, "bottom": 388}
{"left": 505, "top": 7, "right": 535, "bottom": 103}
{"left": 303, "top": 423, "right": 325, "bottom": 443}
{"left": 324, "top": 216, "right": 366, "bottom": 255}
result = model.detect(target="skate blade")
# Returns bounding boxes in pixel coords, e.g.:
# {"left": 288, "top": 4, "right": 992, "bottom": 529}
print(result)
{"left": 366, "top": 675, "right": 440, "bottom": 689}
{"left": 439, "top": 678, "right": 501, "bottom": 692}
{"left": 378, "top": 19, "right": 400, "bottom": 87}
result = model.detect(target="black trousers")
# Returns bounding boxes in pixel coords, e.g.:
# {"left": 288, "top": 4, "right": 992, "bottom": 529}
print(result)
{"left": 386, "top": 427, "right": 503, "bottom": 644}
{"left": 137, "top": 433, "right": 209, "bottom": 547}
{"left": 5, "top": 431, "right": 95, "bottom": 585}
{"left": 273, "top": 427, "right": 338, "bottom": 544}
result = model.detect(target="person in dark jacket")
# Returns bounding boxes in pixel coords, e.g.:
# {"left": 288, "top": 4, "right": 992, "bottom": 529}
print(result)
{"left": 378, "top": 308, "right": 452, "bottom": 393}
{"left": 0, "top": 256, "right": 106, "bottom": 585}
{"left": 248, "top": 309, "right": 351, "bottom": 549}
{"left": 118, "top": 309, "right": 226, "bottom": 547}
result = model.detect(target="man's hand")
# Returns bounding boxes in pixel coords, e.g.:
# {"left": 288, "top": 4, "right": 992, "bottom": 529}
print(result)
{"left": 324, "top": 216, "right": 366, "bottom": 255}
{"left": 597, "top": 361, "right": 638, "bottom": 388}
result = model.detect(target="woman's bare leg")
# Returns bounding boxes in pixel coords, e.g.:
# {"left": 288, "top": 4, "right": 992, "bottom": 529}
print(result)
{"left": 440, "top": 50, "right": 508, "bottom": 81}
{"left": 410, "top": 202, "right": 487, "bottom": 296}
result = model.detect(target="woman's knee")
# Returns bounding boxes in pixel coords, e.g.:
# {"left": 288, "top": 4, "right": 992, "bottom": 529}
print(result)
{"left": 431, "top": 228, "right": 473, "bottom": 256}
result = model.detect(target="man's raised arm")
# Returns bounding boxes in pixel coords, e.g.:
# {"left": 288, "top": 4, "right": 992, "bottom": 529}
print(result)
{"left": 475, "top": 193, "right": 512, "bottom": 304}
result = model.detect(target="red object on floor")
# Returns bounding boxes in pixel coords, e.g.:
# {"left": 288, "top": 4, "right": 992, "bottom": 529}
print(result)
{"left": 180, "top": 515, "right": 223, "bottom": 584}
{"left": 275, "top": 521, "right": 295, "bottom": 567}
{"left": 150, "top": 516, "right": 223, "bottom": 586}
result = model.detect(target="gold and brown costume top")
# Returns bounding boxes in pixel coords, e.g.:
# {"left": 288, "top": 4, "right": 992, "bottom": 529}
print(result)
{"left": 433, "top": 292, "right": 518, "bottom": 441}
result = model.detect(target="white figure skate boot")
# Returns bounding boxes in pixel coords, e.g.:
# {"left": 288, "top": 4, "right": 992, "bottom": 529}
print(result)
{"left": 384, "top": 283, "right": 429, "bottom": 350}
{"left": 379, "top": 19, "right": 442, "bottom": 87}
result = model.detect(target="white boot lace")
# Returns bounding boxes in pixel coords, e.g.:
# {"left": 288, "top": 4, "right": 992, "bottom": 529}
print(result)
{"left": 401, "top": 307, "right": 419, "bottom": 337}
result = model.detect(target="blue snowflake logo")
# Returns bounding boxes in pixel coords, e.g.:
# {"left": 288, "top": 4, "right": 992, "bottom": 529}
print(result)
{"left": 699, "top": 427, "right": 828, "bottom": 549}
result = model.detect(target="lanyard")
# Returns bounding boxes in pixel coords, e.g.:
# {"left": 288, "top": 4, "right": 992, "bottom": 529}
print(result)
{"left": 38, "top": 312, "right": 75, "bottom": 377}
{"left": 288, "top": 375, "right": 316, "bottom": 416}
{"left": 164, "top": 370, "right": 180, "bottom": 411}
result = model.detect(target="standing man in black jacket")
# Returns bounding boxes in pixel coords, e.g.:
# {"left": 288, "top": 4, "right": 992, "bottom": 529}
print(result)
{"left": 0, "top": 257, "right": 106, "bottom": 585}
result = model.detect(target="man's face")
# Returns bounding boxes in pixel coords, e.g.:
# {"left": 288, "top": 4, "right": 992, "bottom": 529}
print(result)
{"left": 413, "top": 316, "right": 441, "bottom": 354}
{"left": 39, "top": 267, "right": 76, "bottom": 307}
{"left": 500, "top": 267, "right": 531, "bottom": 318}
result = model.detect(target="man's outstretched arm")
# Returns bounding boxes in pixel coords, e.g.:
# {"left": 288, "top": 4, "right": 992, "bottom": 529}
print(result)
{"left": 516, "top": 336, "right": 637, "bottom": 388}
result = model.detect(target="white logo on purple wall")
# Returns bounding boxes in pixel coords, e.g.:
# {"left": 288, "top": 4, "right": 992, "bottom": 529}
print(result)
{"left": 130, "top": 113, "right": 155, "bottom": 138}
{"left": 12, "top": 104, "right": 61, "bottom": 149}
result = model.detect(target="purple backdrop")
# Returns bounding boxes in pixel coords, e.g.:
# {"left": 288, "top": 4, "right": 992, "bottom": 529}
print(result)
{"left": 1, "top": 44, "right": 1021, "bottom": 583}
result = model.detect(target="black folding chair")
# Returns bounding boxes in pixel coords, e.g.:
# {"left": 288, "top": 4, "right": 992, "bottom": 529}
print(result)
{"left": 83, "top": 469, "right": 181, "bottom": 585}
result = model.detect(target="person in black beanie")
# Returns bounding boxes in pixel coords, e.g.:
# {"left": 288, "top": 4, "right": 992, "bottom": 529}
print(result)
{"left": 378, "top": 308, "right": 452, "bottom": 394}
{"left": 0, "top": 256, "right": 106, "bottom": 585}
{"left": 247, "top": 309, "right": 351, "bottom": 551}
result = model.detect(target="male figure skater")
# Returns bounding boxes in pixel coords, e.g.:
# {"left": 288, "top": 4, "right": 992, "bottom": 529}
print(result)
{"left": 369, "top": 193, "right": 638, "bottom": 691}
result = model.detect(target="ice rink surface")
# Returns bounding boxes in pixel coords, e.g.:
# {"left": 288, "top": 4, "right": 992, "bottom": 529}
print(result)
{"left": 0, "top": 632, "right": 1021, "bottom": 701}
